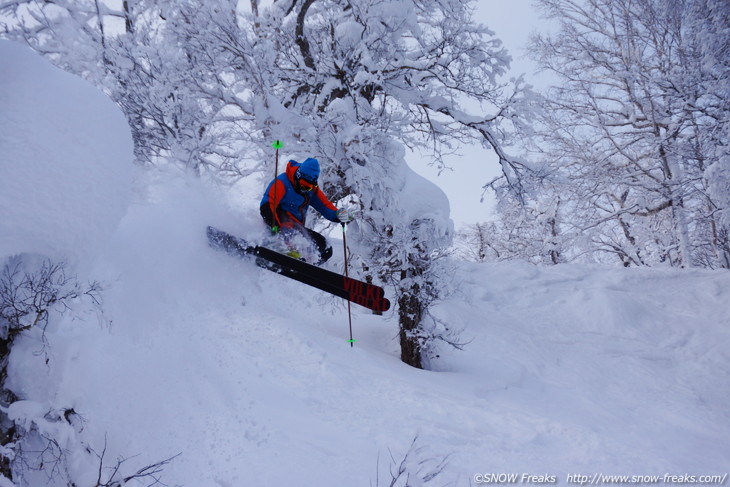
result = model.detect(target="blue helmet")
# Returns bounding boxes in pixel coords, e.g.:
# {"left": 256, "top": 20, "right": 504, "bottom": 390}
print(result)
{"left": 296, "top": 157, "right": 320, "bottom": 183}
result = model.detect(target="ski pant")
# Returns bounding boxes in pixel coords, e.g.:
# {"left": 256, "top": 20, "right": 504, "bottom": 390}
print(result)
{"left": 260, "top": 205, "right": 333, "bottom": 264}
{"left": 273, "top": 221, "right": 334, "bottom": 264}
{"left": 278, "top": 225, "right": 332, "bottom": 264}
{"left": 299, "top": 227, "right": 333, "bottom": 264}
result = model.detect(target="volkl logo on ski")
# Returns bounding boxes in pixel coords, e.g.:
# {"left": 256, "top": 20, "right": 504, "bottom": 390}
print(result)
{"left": 343, "top": 277, "right": 386, "bottom": 310}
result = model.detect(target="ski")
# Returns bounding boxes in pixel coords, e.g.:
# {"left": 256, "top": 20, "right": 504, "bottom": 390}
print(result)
{"left": 206, "top": 226, "right": 391, "bottom": 312}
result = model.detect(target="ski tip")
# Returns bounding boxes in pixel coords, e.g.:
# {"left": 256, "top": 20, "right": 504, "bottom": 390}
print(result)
{"left": 365, "top": 297, "right": 390, "bottom": 313}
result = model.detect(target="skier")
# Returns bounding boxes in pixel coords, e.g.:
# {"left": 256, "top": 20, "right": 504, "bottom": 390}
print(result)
{"left": 260, "top": 157, "right": 352, "bottom": 264}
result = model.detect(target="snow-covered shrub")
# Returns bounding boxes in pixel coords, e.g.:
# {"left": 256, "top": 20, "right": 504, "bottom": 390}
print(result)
{"left": 374, "top": 436, "right": 452, "bottom": 487}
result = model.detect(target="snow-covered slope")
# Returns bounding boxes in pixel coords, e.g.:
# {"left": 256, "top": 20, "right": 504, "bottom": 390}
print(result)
{"left": 3, "top": 40, "right": 729, "bottom": 487}
{"left": 16, "top": 176, "right": 730, "bottom": 485}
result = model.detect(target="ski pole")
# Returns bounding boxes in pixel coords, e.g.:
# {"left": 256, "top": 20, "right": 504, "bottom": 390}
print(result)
{"left": 271, "top": 140, "right": 283, "bottom": 232}
{"left": 272, "top": 139, "right": 282, "bottom": 176}
{"left": 342, "top": 222, "right": 355, "bottom": 347}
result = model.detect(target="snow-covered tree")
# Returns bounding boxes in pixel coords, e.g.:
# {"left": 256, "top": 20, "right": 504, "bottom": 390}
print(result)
{"left": 525, "top": 0, "right": 730, "bottom": 268}
{"left": 456, "top": 188, "right": 571, "bottom": 266}
{"left": 689, "top": 0, "right": 730, "bottom": 269}
{"left": 0, "top": 0, "right": 256, "bottom": 177}
{"left": 230, "top": 0, "right": 526, "bottom": 367}
{"left": 454, "top": 223, "right": 493, "bottom": 263}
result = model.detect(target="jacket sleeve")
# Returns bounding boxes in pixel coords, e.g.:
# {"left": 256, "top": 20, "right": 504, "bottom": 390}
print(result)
{"left": 260, "top": 204, "right": 276, "bottom": 227}
{"left": 310, "top": 188, "right": 339, "bottom": 222}
{"left": 260, "top": 179, "right": 286, "bottom": 227}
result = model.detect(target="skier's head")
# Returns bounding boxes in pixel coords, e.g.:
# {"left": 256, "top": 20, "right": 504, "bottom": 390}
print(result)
{"left": 294, "top": 158, "right": 320, "bottom": 193}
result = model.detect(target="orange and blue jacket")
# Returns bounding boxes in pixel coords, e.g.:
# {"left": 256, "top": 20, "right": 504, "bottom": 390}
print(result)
{"left": 260, "top": 160, "right": 339, "bottom": 228}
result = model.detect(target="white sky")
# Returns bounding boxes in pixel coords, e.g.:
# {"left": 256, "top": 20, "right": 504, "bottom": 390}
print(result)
{"left": 408, "top": 0, "right": 546, "bottom": 228}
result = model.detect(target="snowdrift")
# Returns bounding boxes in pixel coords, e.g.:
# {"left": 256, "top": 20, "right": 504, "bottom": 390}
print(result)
{"left": 0, "top": 40, "right": 132, "bottom": 266}
{"left": 11, "top": 169, "right": 730, "bottom": 484}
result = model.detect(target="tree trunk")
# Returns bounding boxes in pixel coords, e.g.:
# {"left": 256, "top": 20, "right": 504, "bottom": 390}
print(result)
{"left": 659, "top": 138, "right": 693, "bottom": 267}
{"left": 398, "top": 286, "right": 424, "bottom": 370}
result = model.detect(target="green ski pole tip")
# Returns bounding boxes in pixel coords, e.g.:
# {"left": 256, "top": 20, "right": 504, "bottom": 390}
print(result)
{"left": 347, "top": 339, "right": 357, "bottom": 344}
{"left": 272, "top": 140, "right": 284, "bottom": 149}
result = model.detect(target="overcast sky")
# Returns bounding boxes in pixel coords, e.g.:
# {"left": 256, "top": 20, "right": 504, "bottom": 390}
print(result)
{"left": 409, "top": 0, "right": 546, "bottom": 228}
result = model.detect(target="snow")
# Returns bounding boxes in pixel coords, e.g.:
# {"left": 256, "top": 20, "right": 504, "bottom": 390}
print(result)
{"left": 32, "top": 231, "right": 730, "bottom": 484}
{"left": 4, "top": 401, "right": 75, "bottom": 447}
{"left": 334, "top": 21, "right": 365, "bottom": 48}
{"left": 402, "top": 163, "right": 452, "bottom": 227}
{"left": 0, "top": 40, "right": 132, "bottom": 266}
{"left": 3, "top": 39, "right": 730, "bottom": 486}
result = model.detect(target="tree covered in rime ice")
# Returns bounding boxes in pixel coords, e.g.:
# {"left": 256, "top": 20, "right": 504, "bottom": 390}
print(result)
{"left": 1, "top": 0, "right": 256, "bottom": 178}
{"left": 172, "top": 0, "right": 527, "bottom": 369}
{"left": 517, "top": 0, "right": 730, "bottom": 268}
{"left": 1, "top": 0, "right": 528, "bottom": 368}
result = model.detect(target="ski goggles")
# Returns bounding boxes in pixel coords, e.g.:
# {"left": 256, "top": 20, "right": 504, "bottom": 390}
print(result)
{"left": 297, "top": 176, "right": 318, "bottom": 192}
